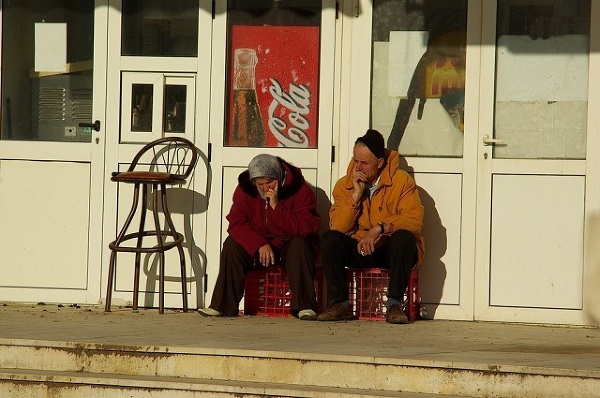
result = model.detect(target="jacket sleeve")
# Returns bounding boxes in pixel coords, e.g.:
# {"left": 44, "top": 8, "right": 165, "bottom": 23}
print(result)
{"left": 268, "top": 183, "right": 320, "bottom": 237}
{"left": 226, "top": 186, "right": 269, "bottom": 256}
{"left": 329, "top": 177, "right": 361, "bottom": 234}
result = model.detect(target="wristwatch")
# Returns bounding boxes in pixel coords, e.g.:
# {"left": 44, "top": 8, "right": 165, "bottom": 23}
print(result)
{"left": 377, "top": 222, "right": 385, "bottom": 234}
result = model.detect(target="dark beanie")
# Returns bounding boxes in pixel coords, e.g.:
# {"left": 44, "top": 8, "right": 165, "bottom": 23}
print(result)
{"left": 355, "top": 129, "right": 385, "bottom": 159}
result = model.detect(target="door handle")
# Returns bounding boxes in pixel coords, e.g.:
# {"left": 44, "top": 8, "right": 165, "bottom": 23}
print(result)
{"left": 79, "top": 120, "right": 101, "bottom": 132}
{"left": 483, "top": 134, "right": 504, "bottom": 146}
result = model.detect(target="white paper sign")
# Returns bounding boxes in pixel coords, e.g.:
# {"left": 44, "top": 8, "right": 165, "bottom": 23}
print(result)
{"left": 35, "top": 23, "right": 67, "bottom": 73}
{"left": 388, "top": 31, "right": 429, "bottom": 97}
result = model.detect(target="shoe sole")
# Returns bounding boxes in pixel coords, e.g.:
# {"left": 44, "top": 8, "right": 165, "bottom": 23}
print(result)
{"left": 197, "top": 309, "right": 221, "bottom": 317}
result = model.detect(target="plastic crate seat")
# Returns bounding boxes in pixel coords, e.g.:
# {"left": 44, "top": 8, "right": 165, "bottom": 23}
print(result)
{"left": 347, "top": 268, "right": 420, "bottom": 321}
{"left": 244, "top": 266, "right": 324, "bottom": 317}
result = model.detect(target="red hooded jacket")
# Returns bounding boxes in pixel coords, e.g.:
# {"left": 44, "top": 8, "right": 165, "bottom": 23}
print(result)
{"left": 226, "top": 157, "right": 320, "bottom": 257}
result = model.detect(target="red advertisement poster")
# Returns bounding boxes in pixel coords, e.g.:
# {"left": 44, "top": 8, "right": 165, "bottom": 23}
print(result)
{"left": 227, "top": 25, "right": 320, "bottom": 148}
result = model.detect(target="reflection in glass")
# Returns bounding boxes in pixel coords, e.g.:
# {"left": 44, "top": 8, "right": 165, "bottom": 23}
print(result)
{"left": 131, "top": 84, "right": 153, "bottom": 132}
{"left": 1, "top": 0, "right": 94, "bottom": 142}
{"left": 493, "top": 0, "right": 590, "bottom": 160}
{"left": 370, "top": 0, "right": 468, "bottom": 158}
{"left": 122, "top": 0, "right": 199, "bottom": 57}
{"left": 164, "top": 85, "right": 187, "bottom": 134}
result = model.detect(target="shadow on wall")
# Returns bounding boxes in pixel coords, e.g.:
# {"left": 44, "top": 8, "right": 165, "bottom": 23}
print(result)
{"left": 141, "top": 149, "right": 212, "bottom": 309}
{"left": 313, "top": 185, "right": 333, "bottom": 239}
{"left": 399, "top": 157, "right": 447, "bottom": 319}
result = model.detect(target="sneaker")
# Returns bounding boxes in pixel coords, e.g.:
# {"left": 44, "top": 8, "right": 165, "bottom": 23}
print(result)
{"left": 316, "top": 302, "right": 354, "bottom": 321}
{"left": 197, "top": 307, "right": 221, "bottom": 317}
{"left": 298, "top": 309, "right": 317, "bottom": 321}
{"left": 386, "top": 304, "right": 409, "bottom": 324}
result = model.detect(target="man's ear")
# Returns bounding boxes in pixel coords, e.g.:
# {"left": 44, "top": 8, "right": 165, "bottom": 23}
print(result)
{"left": 377, "top": 158, "right": 385, "bottom": 169}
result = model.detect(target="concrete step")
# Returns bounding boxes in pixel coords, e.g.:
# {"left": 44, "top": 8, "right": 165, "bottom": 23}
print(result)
{"left": 0, "top": 338, "right": 598, "bottom": 398}
{"left": 0, "top": 368, "right": 467, "bottom": 398}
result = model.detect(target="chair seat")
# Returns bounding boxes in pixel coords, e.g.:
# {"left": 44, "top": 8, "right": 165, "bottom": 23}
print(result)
{"left": 111, "top": 171, "right": 183, "bottom": 184}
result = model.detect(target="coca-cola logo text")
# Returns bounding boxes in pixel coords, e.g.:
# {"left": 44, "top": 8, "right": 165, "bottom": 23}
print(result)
{"left": 267, "top": 78, "right": 311, "bottom": 148}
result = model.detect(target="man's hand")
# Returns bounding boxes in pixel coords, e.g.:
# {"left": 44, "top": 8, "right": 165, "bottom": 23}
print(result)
{"left": 264, "top": 181, "right": 279, "bottom": 209}
{"left": 258, "top": 244, "right": 275, "bottom": 266}
{"left": 351, "top": 164, "right": 367, "bottom": 203}
{"left": 357, "top": 225, "right": 382, "bottom": 256}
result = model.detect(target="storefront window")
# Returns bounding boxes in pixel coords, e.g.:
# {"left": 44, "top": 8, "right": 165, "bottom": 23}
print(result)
{"left": 493, "top": 0, "right": 590, "bottom": 160}
{"left": 371, "top": 0, "right": 468, "bottom": 158}
{"left": 121, "top": 0, "right": 199, "bottom": 57}
{"left": 225, "top": 0, "right": 321, "bottom": 148}
{"left": 1, "top": 0, "right": 94, "bottom": 142}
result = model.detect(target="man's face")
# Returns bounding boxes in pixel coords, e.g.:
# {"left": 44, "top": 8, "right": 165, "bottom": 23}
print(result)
{"left": 253, "top": 177, "right": 278, "bottom": 194}
{"left": 353, "top": 145, "right": 384, "bottom": 185}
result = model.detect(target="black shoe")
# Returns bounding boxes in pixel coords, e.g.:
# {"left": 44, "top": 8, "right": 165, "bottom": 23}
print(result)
{"left": 317, "top": 302, "right": 354, "bottom": 321}
{"left": 386, "top": 304, "right": 409, "bottom": 324}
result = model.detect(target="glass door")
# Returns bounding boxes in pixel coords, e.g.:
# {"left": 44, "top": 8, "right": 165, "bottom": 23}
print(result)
{"left": 0, "top": 0, "right": 108, "bottom": 303}
{"left": 474, "top": 0, "right": 597, "bottom": 324}
{"left": 205, "top": 0, "right": 336, "bottom": 307}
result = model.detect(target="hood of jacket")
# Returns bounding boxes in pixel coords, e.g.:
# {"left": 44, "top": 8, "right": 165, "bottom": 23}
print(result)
{"left": 238, "top": 157, "right": 306, "bottom": 200}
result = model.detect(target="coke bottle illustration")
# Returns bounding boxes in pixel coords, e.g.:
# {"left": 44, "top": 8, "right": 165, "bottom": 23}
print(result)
{"left": 231, "top": 48, "right": 266, "bottom": 147}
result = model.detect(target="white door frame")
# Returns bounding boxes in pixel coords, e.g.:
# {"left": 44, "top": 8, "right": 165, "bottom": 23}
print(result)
{"left": 102, "top": 0, "right": 212, "bottom": 310}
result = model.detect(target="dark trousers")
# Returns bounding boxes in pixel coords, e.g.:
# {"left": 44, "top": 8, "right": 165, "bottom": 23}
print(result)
{"left": 321, "top": 229, "right": 417, "bottom": 305}
{"left": 209, "top": 236, "right": 318, "bottom": 316}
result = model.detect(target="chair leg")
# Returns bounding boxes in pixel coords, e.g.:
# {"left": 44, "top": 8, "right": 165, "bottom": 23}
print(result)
{"left": 106, "top": 183, "right": 141, "bottom": 312}
{"left": 132, "top": 184, "right": 149, "bottom": 311}
{"left": 161, "top": 184, "right": 188, "bottom": 312}
{"left": 153, "top": 184, "right": 165, "bottom": 314}
{"left": 105, "top": 250, "right": 117, "bottom": 312}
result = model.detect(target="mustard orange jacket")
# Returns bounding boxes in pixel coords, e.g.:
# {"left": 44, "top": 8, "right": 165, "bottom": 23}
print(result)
{"left": 329, "top": 149, "right": 425, "bottom": 265}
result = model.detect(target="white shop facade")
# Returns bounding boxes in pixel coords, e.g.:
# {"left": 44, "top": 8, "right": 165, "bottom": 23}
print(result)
{"left": 1, "top": 0, "right": 598, "bottom": 326}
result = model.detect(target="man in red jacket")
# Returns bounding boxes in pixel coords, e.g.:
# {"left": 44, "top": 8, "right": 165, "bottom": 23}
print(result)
{"left": 317, "top": 129, "right": 425, "bottom": 324}
{"left": 199, "top": 154, "right": 321, "bottom": 320}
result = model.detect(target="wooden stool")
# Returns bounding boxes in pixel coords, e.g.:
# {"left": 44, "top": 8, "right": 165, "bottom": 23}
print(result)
{"left": 105, "top": 137, "right": 198, "bottom": 313}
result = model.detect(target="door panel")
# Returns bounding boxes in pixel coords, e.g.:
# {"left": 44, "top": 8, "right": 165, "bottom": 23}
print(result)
{"left": 489, "top": 174, "right": 584, "bottom": 309}
{"left": 0, "top": 0, "right": 108, "bottom": 304}
{"left": 475, "top": 0, "right": 593, "bottom": 324}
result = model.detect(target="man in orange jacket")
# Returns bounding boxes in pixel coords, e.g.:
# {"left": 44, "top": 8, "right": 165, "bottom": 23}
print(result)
{"left": 317, "top": 129, "right": 425, "bottom": 324}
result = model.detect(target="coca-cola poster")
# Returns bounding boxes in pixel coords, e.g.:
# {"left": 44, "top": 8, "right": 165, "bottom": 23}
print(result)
{"left": 227, "top": 25, "right": 320, "bottom": 148}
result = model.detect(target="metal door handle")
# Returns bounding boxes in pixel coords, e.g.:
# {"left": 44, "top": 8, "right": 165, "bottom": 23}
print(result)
{"left": 483, "top": 134, "right": 504, "bottom": 146}
{"left": 79, "top": 120, "right": 101, "bottom": 132}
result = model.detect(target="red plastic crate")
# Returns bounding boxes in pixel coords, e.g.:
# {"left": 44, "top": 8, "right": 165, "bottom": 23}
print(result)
{"left": 347, "top": 268, "right": 420, "bottom": 321}
{"left": 244, "top": 266, "right": 324, "bottom": 316}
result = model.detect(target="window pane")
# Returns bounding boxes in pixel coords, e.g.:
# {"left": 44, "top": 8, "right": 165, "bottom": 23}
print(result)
{"left": 164, "top": 84, "right": 187, "bottom": 134}
{"left": 1, "top": 0, "right": 94, "bottom": 142}
{"left": 224, "top": 0, "right": 321, "bottom": 148}
{"left": 131, "top": 84, "right": 154, "bottom": 132}
{"left": 371, "top": 0, "right": 468, "bottom": 158}
{"left": 493, "top": 0, "right": 590, "bottom": 160}
{"left": 121, "top": 0, "right": 199, "bottom": 57}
